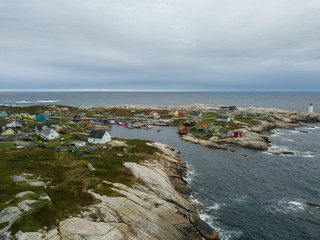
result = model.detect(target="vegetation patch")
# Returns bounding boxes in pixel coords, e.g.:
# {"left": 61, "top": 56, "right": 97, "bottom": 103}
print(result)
{"left": 0, "top": 139, "right": 157, "bottom": 234}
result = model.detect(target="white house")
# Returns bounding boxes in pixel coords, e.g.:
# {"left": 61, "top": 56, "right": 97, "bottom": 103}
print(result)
{"left": 6, "top": 121, "right": 22, "bottom": 128}
{"left": 41, "top": 126, "right": 60, "bottom": 140}
{"left": 216, "top": 115, "right": 234, "bottom": 122}
{"left": 88, "top": 130, "right": 111, "bottom": 144}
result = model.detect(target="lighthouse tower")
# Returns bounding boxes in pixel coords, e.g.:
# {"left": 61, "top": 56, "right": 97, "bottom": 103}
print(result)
{"left": 309, "top": 103, "right": 313, "bottom": 113}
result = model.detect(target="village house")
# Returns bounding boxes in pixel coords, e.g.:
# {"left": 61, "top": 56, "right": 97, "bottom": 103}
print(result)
{"left": 2, "top": 128, "right": 14, "bottom": 135}
{"left": 10, "top": 113, "right": 20, "bottom": 119}
{"left": 234, "top": 131, "right": 243, "bottom": 138}
{"left": 36, "top": 113, "right": 50, "bottom": 121}
{"left": 35, "top": 122, "right": 60, "bottom": 134}
{"left": 189, "top": 111, "right": 202, "bottom": 118}
{"left": 6, "top": 120, "right": 22, "bottom": 128}
{"left": 64, "top": 111, "right": 73, "bottom": 117}
{"left": 133, "top": 112, "right": 144, "bottom": 117}
{"left": 88, "top": 130, "right": 111, "bottom": 144}
{"left": 20, "top": 112, "right": 36, "bottom": 119}
{"left": 73, "top": 114, "right": 81, "bottom": 122}
{"left": 149, "top": 111, "right": 159, "bottom": 119}
{"left": 216, "top": 114, "right": 234, "bottom": 122}
{"left": 76, "top": 109, "right": 86, "bottom": 116}
{"left": 93, "top": 111, "right": 103, "bottom": 117}
{"left": 60, "top": 107, "right": 69, "bottom": 112}
{"left": 178, "top": 126, "right": 189, "bottom": 135}
{"left": 219, "top": 128, "right": 232, "bottom": 138}
{"left": 40, "top": 126, "right": 60, "bottom": 140}
{"left": 196, "top": 121, "right": 212, "bottom": 131}
{"left": 170, "top": 111, "right": 179, "bottom": 117}
{"left": 0, "top": 111, "right": 8, "bottom": 118}
{"left": 218, "top": 106, "right": 237, "bottom": 112}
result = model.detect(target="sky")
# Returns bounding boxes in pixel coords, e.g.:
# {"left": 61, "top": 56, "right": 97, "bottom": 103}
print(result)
{"left": 1, "top": 0, "right": 320, "bottom": 91}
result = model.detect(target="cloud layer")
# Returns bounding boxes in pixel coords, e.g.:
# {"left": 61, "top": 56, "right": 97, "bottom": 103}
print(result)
{"left": 1, "top": 0, "right": 320, "bottom": 90}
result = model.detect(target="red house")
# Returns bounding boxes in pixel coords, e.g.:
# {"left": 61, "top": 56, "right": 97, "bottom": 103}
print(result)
{"left": 178, "top": 126, "right": 189, "bottom": 135}
{"left": 234, "top": 131, "right": 243, "bottom": 138}
{"left": 64, "top": 112, "right": 73, "bottom": 117}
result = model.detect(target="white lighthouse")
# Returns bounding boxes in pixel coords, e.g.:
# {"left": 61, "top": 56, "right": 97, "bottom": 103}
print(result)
{"left": 309, "top": 103, "right": 313, "bottom": 113}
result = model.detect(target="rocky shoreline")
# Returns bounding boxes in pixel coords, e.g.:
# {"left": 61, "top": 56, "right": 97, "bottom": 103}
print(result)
{"left": 178, "top": 107, "right": 320, "bottom": 151}
{"left": 6, "top": 142, "right": 219, "bottom": 240}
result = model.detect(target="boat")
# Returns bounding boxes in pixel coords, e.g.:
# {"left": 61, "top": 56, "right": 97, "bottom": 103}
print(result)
{"left": 110, "top": 120, "right": 118, "bottom": 125}
{"left": 144, "top": 125, "right": 152, "bottom": 130}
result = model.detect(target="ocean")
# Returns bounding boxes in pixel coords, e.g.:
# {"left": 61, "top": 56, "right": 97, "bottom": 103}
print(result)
{"left": 1, "top": 91, "right": 320, "bottom": 239}
{"left": 0, "top": 92, "right": 320, "bottom": 112}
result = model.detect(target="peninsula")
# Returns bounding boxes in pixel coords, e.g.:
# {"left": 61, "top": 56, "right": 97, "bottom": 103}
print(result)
{"left": 1, "top": 103, "right": 319, "bottom": 239}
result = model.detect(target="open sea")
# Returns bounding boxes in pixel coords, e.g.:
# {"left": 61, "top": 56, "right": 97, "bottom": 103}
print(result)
{"left": 0, "top": 91, "right": 320, "bottom": 112}
{"left": 1, "top": 92, "right": 320, "bottom": 239}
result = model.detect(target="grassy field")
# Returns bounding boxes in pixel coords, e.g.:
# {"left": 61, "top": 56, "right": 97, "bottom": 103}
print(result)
{"left": 0, "top": 139, "right": 158, "bottom": 234}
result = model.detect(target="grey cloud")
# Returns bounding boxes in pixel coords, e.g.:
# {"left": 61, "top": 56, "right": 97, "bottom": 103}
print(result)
{"left": 0, "top": 0, "right": 320, "bottom": 90}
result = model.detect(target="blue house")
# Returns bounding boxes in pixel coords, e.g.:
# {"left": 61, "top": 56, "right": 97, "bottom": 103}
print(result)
{"left": 36, "top": 113, "right": 50, "bottom": 122}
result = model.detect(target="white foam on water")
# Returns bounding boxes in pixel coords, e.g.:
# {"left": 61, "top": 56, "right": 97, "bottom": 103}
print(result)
{"left": 283, "top": 138, "right": 294, "bottom": 142}
{"left": 266, "top": 198, "right": 308, "bottom": 214}
{"left": 265, "top": 144, "right": 317, "bottom": 158}
{"left": 198, "top": 210, "right": 242, "bottom": 240}
{"left": 206, "top": 202, "right": 224, "bottom": 211}
{"left": 289, "top": 130, "right": 300, "bottom": 134}
{"left": 184, "top": 166, "right": 196, "bottom": 185}
{"left": 15, "top": 100, "right": 33, "bottom": 104}
{"left": 37, "top": 100, "right": 61, "bottom": 103}
{"left": 302, "top": 126, "right": 320, "bottom": 130}
{"left": 189, "top": 194, "right": 204, "bottom": 206}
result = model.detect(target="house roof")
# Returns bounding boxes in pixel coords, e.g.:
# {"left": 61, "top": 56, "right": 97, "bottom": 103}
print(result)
{"left": 190, "top": 111, "right": 200, "bottom": 115}
{"left": 216, "top": 115, "right": 229, "bottom": 119}
{"left": 42, "top": 127, "right": 54, "bottom": 136}
{"left": 219, "top": 128, "right": 231, "bottom": 134}
{"left": 28, "top": 111, "right": 36, "bottom": 115}
{"left": 36, "top": 122, "right": 59, "bottom": 131}
{"left": 89, "top": 130, "right": 107, "bottom": 139}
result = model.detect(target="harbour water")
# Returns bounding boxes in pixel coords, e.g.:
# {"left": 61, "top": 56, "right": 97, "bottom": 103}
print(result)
{"left": 1, "top": 91, "right": 320, "bottom": 112}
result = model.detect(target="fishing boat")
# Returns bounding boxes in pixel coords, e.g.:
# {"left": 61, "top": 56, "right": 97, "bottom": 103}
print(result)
{"left": 144, "top": 125, "right": 152, "bottom": 130}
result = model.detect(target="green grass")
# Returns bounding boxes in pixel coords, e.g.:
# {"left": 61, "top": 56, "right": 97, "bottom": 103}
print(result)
{"left": 0, "top": 142, "right": 14, "bottom": 151}
{"left": 0, "top": 139, "right": 157, "bottom": 234}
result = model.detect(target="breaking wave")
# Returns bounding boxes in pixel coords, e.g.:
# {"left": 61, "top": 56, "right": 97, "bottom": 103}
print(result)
{"left": 264, "top": 144, "right": 317, "bottom": 158}
{"left": 198, "top": 210, "right": 242, "bottom": 240}
{"left": 15, "top": 100, "right": 33, "bottom": 104}
{"left": 184, "top": 165, "right": 196, "bottom": 185}
{"left": 266, "top": 198, "right": 308, "bottom": 215}
{"left": 37, "top": 100, "right": 61, "bottom": 103}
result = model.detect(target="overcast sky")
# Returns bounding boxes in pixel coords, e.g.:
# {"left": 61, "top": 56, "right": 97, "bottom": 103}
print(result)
{"left": 1, "top": 0, "right": 320, "bottom": 91}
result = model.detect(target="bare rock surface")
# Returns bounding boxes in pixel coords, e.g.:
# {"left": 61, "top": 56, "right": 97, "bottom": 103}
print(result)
{"left": 181, "top": 135, "right": 223, "bottom": 149}
{"left": 14, "top": 142, "right": 218, "bottom": 240}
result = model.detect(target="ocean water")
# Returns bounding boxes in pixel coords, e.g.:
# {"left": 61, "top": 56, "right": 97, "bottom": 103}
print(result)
{"left": 109, "top": 124, "right": 320, "bottom": 240}
{"left": 0, "top": 92, "right": 320, "bottom": 111}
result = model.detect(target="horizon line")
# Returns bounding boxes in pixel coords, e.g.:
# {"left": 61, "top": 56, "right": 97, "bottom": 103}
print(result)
{"left": 1, "top": 89, "right": 320, "bottom": 93}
